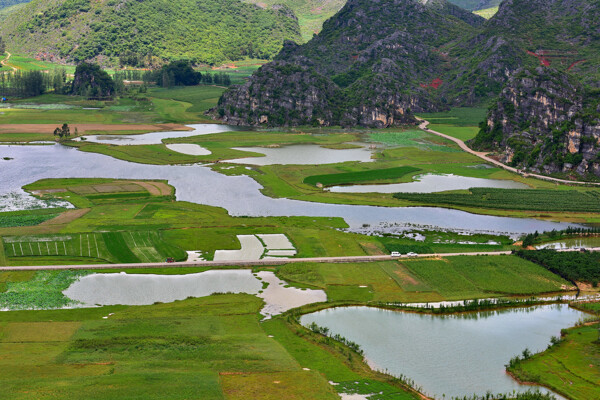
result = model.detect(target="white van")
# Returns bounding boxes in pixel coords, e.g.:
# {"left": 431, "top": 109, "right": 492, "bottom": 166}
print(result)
{"left": 391, "top": 251, "right": 401, "bottom": 257}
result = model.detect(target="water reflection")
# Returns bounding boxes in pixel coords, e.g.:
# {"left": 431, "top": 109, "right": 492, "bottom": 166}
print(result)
{"left": 301, "top": 304, "right": 584, "bottom": 398}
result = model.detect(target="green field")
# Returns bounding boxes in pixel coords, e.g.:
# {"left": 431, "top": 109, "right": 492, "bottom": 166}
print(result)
{"left": 276, "top": 256, "right": 570, "bottom": 303}
{"left": 0, "top": 295, "right": 346, "bottom": 399}
{"left": 394, "top": 188, "right": 600, "bottom": 213}
{"left": 417, "top": 107, "right": 487, "bottom": 141}
{"left": 474, "top": 6, "right": 499, "bottom": 19}
{"left": 508, "top": 322, "right": 600, "bottom": 400}
{"left": 304, "top": 166, "right": 420, "bottom": 187}
{"left": 0, "top": 208, "right": 62, "bottom": 227}
{"left": 0, "top": 85, "right": 222, "bottom": 127}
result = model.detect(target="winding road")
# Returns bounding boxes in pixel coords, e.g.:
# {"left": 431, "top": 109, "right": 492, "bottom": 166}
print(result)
{"left": 0, "top": 51, "right": 17, "bottom": 72}
{"left": 418, "top": 119, "right": 600, "bottom": 187}
{"left": 1, "top": 248, "right": 597, "bottom": 271}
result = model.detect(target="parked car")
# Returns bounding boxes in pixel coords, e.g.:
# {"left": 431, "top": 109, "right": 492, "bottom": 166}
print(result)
{"left": 165, "top": 257, "right": 175, "bottom": 263}
{"left": 406, "top": 252, "right": 418, "bottom": 257}
{"left": 391, "top": 251, "right": 401, "bottom": 257}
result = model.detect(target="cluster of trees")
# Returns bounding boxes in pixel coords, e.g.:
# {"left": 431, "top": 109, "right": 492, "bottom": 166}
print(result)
{"left": 71, "top": 62, "right": 114, "bottom": 98}
{"left": 0, "top": 69, "right": 67, "bottom": 97}
{"left": 0, "top": 36, "right": 5, "bottom": 55}
{"left": 53, "top": 123, "right": 76, "bottom": 140}
{"left": 517, "top": 249, "right": 600, "bottom": 286}
{"left": 143, "top": 61, "right": 232, "bottom": 87}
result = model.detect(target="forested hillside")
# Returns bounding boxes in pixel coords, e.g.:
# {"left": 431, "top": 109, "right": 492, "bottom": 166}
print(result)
{"left": 0, "top": 0, "right": 301, "bottom": 65}
{"left": 0, "top": 0, "right": 29, "bottom": 9}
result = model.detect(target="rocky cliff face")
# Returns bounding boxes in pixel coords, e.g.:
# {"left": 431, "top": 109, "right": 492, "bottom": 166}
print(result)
{"left": 217, "top": 0, "right": 482, "bottom": 127}
{"left": 447, "top": 0, "right": 600, "bottom": 104}
{"left": 217, "top": 0, "right": 600, "bottom": 129}
{"left": 471, "top": 67, "right": 600, "bottom": 178}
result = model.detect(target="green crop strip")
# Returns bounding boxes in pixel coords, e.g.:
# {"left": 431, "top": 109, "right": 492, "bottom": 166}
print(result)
{"left": 304, "top": 166, "right": 420, "bottom": 187}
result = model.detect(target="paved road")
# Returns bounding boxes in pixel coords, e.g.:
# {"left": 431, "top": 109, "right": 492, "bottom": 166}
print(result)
{"left": 418, "top": 119, "right": 600, "bottom": 187}
{"left": 3, "top": 249, "right": 598, "bottom": 271}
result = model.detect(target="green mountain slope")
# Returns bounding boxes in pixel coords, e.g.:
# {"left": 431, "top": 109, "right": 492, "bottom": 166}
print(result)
{"left": 0, "top": 0, "right": 301, "bottom": 65}
{"left": 0, "top": 0, "right": 29, "bottom": 9}
{"left": 244, "top": 0, "right": 346, "bottom": 41}
{"left": 0, "top": 2, "right": 25, "bottom": 22}
{"left": 218, "top": 0, "right": 483, "bottom": 127}
{"left": 448, "top": 0, "right": 600, "bottom": 104}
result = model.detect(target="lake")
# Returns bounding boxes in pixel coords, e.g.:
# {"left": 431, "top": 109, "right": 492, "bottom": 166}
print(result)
{"left": 536, "top": 237, "right": 600, "bottom": 249}
{"left": 62, "top": 270, "right": 326, "bottom": 318}
{"left": 78, "top": 123, "right": 234, "bottom": 145}
{"left": 228, "top": 144, "right": 374, "bottom": 165}
{"left": 301, "top": 305, "right": 585, "bottom": 398}
{"left": 328, "top": 173, "right": 529, "bottom": 193}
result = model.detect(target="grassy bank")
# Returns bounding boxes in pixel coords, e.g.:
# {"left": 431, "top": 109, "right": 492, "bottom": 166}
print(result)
{"left": 508, "top": 322, "right": 600, "bottom": 400}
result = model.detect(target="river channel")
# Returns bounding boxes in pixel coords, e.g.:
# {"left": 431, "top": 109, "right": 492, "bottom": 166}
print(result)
{"left": 0, "top": 124, "right": 583, "bottom": 236}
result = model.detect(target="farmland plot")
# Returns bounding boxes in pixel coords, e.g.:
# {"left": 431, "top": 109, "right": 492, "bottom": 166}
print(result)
{"left": 3, "top": 231, "right": 182, "bottom": 263}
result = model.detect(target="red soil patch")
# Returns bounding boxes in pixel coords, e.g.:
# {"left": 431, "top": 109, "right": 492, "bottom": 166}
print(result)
{"left": 420, "top": 78, "right": 443, "bottom": 89}
{"left": 527, "top": 50, "right": 551, "bottom": 66}
{"left": 567, "top": 60, "right": 587, "bottom": 71}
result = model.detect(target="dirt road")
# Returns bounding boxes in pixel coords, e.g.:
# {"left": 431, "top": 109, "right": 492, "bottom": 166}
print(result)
{"left": 0, "top": 51, "right": 17, "bottom": 72}
{"left": 418, "top": 119, "right": 600, "bottom": 187}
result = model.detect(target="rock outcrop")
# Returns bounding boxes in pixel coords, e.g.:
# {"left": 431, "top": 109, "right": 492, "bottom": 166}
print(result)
{"left": 217, "top": 0, "right": 600, "bottom": 128}
{"left": 471, "top": 67, "right": 600, "bottom": 177}
{"left": 217, "top": 0, "right": 482, "bottom": 127}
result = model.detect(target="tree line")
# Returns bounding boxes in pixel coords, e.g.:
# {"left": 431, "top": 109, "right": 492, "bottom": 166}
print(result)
{"left": 0, "top": 69, "right": 67, "bottom": 98}
{"left": 0, "top": 60, "right": 233, "bottom": 99}
{"left": 142, "top": 61, "right": 232, "bottom": 88}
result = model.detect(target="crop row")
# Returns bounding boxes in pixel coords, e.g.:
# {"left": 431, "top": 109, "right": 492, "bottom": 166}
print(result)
{"left": 393, "top": 188, "right": 600, "bottom": 212}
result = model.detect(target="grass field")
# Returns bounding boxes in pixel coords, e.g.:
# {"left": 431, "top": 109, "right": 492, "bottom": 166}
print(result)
{"left": 417, "top": 107, "right": 487, "bottom": 141}
{"left": 1, "top": 177, "right": 396, "bottom": 265}
{"left": 474, "top": 6, "right": 499, "bottom": 19}
{"left": 0, "top": 295, "right": 346, "bottom": 399}
{"left": 276, "top": 255, "right": 570, "bottom": 303}
{"left": 0, "top": 86, "right": 222, "bottom": 127}
{"left": 509, "top": 323, "right": 600, "bottom": 400}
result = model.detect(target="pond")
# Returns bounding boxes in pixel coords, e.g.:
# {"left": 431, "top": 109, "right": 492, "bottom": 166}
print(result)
{"left": 536, "top": 237, "right": 600, "bottom": 249}
{"left": 227, "top": 144, "right": 374, "bottom": 165}
{"left": 62, "top": 270, "right": 326, "bottom": 318}
{"left": 300, "top": 305, "right": 585, "bottom": 399}
{"left": 328, "top": 173, "right": 529, "bottom": 193}
{"left": 165, "top": 143, "right": 211, "bottom": 156}
{"left": 0, "top": 143, "right": 580, "bottom": 236}
{"left": 79, "top": 124, "right": 235, "bottom": 145}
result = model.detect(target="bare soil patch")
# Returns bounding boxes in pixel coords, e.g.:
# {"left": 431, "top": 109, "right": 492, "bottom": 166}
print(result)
{"left": 125, "top": 181, "right": 172, "bottom": 196}
{"left": 39, "top": 208, "right": 90, "bottom": 225}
